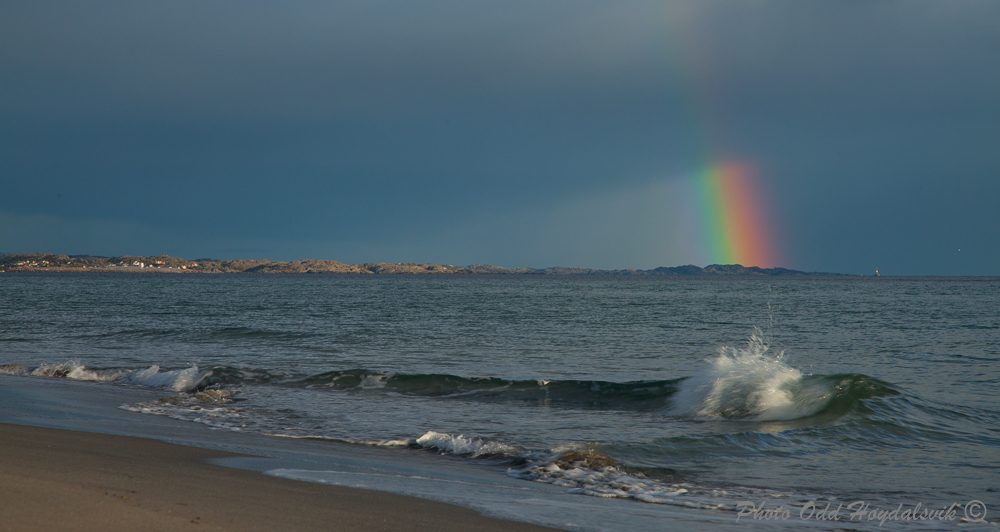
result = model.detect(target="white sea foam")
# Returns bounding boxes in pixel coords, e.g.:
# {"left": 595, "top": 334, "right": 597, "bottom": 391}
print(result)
{"left": 30, "top": 361, "right": 126, "bottom": 382}
{"left": 369, "top": 438, "right": 414, "bottom": 447}
{"left": 346, "top": 431, "right": 524, "bottom": 457}
{"left": 0, "top": 364, "right": 30, "bottom": 375}
{"left": 122, "top": 401, "right": 249, "bottom": 431}
{"left": 121, "top": 390, "right": 254, "bottom": 433}
{"left": 412, "top": 431, "right": 523, "bottom": 457}
{"left": 510, "top": 462, "right": 701, "bottom": 504}
{"left": 670, "top": 330, "right": 835, "bottom": 421}
{"left": 17, "top": 361, "right": 205, "bottom": 392}
{"left": 508, "top": 453, "right": 805, "bottom": 511}
{"left": 359, "top": 373, "right": 389, "bottom": 389}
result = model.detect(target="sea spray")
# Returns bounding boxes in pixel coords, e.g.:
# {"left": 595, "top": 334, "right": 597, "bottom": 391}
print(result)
{"left": 669, "top": 330, "right": 837, "bottom": 421}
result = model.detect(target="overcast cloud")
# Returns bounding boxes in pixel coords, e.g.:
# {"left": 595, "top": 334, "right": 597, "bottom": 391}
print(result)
{"left": 1, "top": 0, "right": 997, "bottom": 274}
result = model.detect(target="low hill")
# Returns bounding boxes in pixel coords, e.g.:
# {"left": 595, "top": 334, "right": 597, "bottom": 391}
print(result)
{"left": 0, "top": 253, "right": 845, "bottom": 276}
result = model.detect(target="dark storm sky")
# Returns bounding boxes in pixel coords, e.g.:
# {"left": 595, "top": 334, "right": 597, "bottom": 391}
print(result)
{"left": 1, "top": 0, "right": 997, "bottom": 274}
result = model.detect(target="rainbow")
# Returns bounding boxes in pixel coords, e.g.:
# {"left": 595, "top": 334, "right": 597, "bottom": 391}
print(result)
{"left": 680, "top": 162, "right": 779, "bottom": 268}
{"left": 655, "top": 7, "right": 782, "bottom": 269}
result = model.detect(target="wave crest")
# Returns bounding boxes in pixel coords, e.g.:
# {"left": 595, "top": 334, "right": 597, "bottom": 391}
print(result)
{"left": 293, "top": 370, "right": 680, "bottom": 410}
{"left": 9, "top": 361, "right": 205, "bottom": 392}
{"left": 670, "top": 331, "right": 897, "bottom": 421}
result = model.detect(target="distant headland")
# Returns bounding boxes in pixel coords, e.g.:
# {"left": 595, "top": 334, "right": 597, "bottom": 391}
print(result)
{"left": 0, "top": 253, "right": 849, "bottom": 276}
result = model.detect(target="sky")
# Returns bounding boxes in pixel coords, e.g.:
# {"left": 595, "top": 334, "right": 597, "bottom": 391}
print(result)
{"left": 1, "top": 0, "right": 997, "bottom": 275}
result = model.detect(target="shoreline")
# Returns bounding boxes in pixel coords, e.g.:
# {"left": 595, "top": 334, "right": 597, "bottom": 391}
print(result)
{"left": 0, "top": 269, "right": 861, "bottom": 276}
{"left": 0, "top": 374, "right": 740, "bottom": 532}
{"left": 0, "top": 253, "right": 853, "bottom": 276}
{"left": 0, "top": 422, "right": 558, "bottom": 532}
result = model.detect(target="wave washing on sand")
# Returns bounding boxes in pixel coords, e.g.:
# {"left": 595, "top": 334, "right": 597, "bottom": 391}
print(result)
{"left": 1, "top": 361, "right": 204, "bottom": 392}
{"left": 0, "top": 334, "right": 918, "bottom": 513}
{"left": 1, "top": 341, "right": 894, "bottom": 421}
{"left": 264, "top": 438, "right": 826, "bottom": 513}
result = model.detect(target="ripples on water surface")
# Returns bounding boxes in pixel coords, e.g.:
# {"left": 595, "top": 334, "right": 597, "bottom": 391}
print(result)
{"left": 1, "top": 273, "right": 997, "bottom": 517}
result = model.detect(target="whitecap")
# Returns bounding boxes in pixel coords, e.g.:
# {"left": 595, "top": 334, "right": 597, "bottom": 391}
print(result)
{"left": 413, "top": 431, "right": 522, "bottom": 458}
{"left": 669, "top": 329, "right": 835, "bottom": 421}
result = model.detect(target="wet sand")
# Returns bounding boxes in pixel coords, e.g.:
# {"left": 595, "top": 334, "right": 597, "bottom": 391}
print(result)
{"left": 0, "top": 423, "right": 558, "bottom": 532}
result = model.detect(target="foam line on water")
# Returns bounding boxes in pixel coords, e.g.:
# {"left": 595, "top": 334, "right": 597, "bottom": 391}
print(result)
{"left": 11, "top": 360, "right": 205, "bottom": 393}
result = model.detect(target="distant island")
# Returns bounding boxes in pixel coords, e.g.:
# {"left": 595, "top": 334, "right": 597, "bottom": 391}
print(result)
{"left": 0, "top": 253, "right": 849, "bottom": 276}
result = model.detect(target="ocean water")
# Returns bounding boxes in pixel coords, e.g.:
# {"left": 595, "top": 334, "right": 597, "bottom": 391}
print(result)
{"left": 1, "top": 273, "right": 997, "bottom": 530}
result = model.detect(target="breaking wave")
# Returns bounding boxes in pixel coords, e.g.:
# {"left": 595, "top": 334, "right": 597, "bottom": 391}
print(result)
{"left": 5, "top": 361, "right": 205, "bottom": 392}
{"left": 0, "top": 333, "right": 955, "bottom": 513}
{"left": 1, "top": 347, "right": 894, "bottom": 421}
{"left": 669, "top": 330, "right": 898, "bottom": 421}
{"left": 387, "top": 431, "right": 525, "bottom": 458}
{"left": 30, "top": 361, "right": 127, "bottom": 382}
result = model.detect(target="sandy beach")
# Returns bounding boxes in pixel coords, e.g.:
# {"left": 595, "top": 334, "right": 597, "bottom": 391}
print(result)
{"left": 0, "top": 423, "right": 557, "bottom": 532}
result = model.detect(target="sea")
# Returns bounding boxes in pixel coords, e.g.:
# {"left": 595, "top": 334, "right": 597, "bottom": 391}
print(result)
{"left": 0, "top": 272, "right": 997, "bottom": 531}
